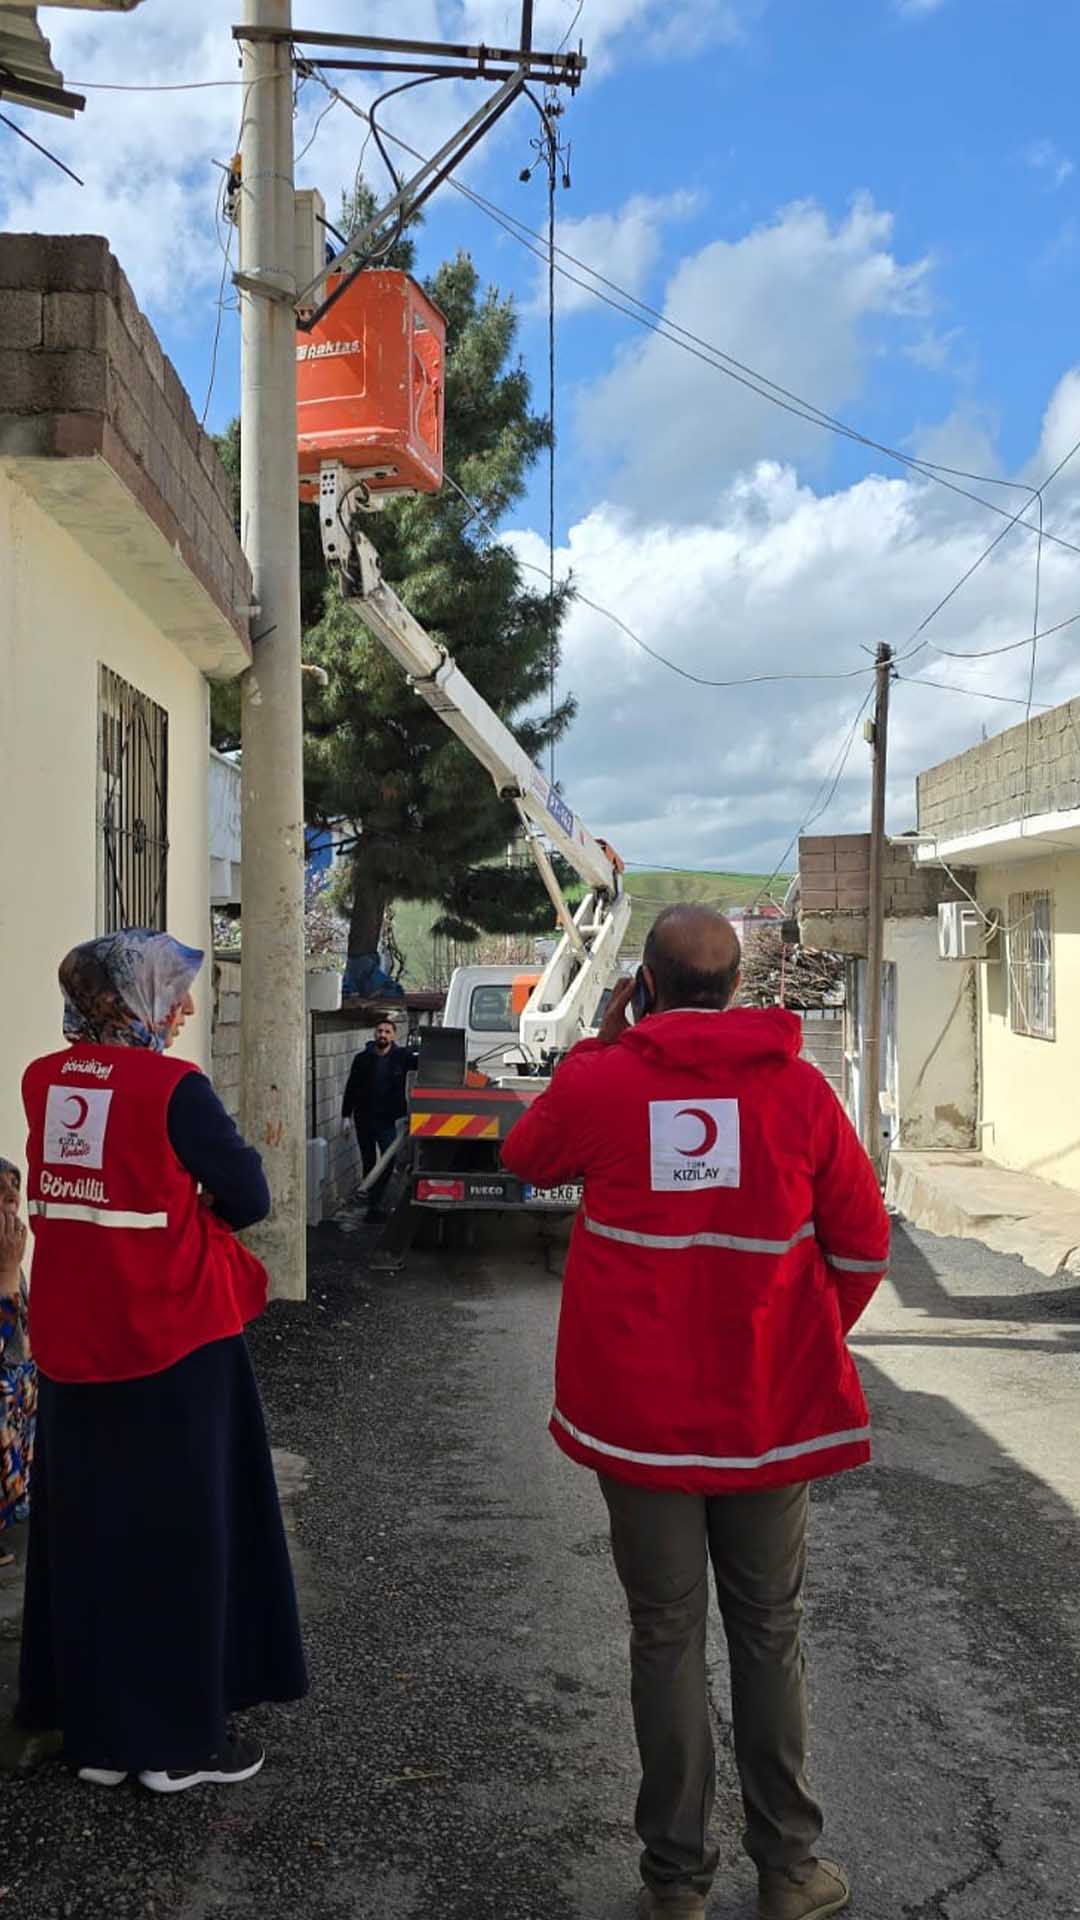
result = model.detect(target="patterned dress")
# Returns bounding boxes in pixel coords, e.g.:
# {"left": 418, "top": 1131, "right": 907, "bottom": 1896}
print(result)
{"left": 1, "top": 1275, "right": 36, "bottom": 1531}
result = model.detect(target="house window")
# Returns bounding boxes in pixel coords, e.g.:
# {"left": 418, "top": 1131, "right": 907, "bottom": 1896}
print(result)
{"left": 1007, "top": 890, "right": 1054, "bottom": 1040}
{"left": 97, "top": 665, "right": 169, "bottom": 934}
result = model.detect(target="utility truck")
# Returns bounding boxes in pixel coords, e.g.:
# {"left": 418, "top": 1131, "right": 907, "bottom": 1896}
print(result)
{"left": 294, "top": 220, "right": 630, "bottom": 1223}
{"left": 316, "top": 464, "right": 631, "bottom": 1220}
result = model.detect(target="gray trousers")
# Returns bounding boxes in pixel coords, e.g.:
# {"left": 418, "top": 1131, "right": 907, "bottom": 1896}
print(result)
{"left": 599, "top": 1476, "right": 823, "bottom": 1891}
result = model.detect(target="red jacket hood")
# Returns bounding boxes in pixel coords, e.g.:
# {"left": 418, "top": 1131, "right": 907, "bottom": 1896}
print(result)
{"left": 620, "top": 1006, "right": 804, "bottom": 1076}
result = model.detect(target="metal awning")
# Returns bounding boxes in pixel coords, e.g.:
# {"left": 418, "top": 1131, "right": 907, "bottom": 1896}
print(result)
{"left": 0, "top": 2, "right": 144, "bottom": 117}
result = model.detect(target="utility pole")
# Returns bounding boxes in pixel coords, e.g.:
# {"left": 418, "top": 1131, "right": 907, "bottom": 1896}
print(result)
{"left": 238, "top": 0, "right": 307, "bottom": 1299}
{"left": 861, "top": 642, "right": 893, "bottom": 1172}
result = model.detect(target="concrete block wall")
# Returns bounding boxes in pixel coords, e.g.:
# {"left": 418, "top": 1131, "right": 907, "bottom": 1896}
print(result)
{"left": 212, "top": 959, "right": 243, "bottom": 1120}
{"left": 799, "top": 836, "right": 974, "bottom": 955}
{"left": 210, "top": 959, "right": 372, "bottom": 1220}
{"left": 0, "top": 234, "right": 251, "bottom": 645}
{"left": 308, "top": 1023, "right": 373, "bottom": 1220}
{"left": 918, "top": 697, "right": 1080, "bottom": 839}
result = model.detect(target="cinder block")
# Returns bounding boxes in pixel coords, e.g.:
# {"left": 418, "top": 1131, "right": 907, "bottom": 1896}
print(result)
{"left": 0, "top": 234, "right": 114, "bottom": 294}
{"left": 108, "top": 374, "right": 150, "bottom": 467}
{"left": 0, "top": 288, "right": 42, "bottom": 348}
{"left": 1, "top": 347, "right": 108, "bottom": 414}
{"left": 138, "top": 312, "right": 165, "bottom": 392}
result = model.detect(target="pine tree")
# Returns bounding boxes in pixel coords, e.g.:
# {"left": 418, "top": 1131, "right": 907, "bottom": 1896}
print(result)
{"left": 216, "top": 198, "right": 574, "bottom": 992}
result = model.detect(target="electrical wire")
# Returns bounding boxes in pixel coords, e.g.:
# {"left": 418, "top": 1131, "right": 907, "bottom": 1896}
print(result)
{"left": 896, "top": 435, "right": 1080, "bottom": 663}
{"left": 895, "top": 674, "right": 1052, "bottom": 709}
{"left": 295, "top": 89, "right": 339, "bottom": 167}
{"left": 70, "top": 74, "right": 285, "bottom": 92}
{"left": 305, "top": 80, "right": 1080, "bottom": 563}
{"left": 1021, "top": 493, "right": 1046, "bottom": 821}
{"left": 557, "top": 1, "right": 586, "bottom": 53}
{"left": 201, "top": 203, "right": 234, "bottom": 426}
{"left": 443, "top": 472, "right": 877, "bottom": 688}
{"left": 925, "top": 611, "right": 1080, "bottom": 660}
{"left": 0, "top": 109, "right": 83, "bottom": 184}
{"left": 745, "top": 687, "right": 876, "bottom": 915}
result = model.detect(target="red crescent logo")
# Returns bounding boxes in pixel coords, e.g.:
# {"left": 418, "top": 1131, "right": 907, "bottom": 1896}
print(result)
{"left": 675, "top": 1107, "right": 719, "bottom": 1157}
{"left": 62, "top": 1094, "right": 89, "bottom": 1131}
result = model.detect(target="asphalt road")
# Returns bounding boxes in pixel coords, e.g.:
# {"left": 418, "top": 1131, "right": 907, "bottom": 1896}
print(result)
{"left": 1, "top": 1213, "right": 1078, "bottom": 1920}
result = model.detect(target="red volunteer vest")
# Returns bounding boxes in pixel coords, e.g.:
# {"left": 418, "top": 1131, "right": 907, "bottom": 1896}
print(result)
{"left": 23, "top": 1043, "right": 268, "bottom": 1384}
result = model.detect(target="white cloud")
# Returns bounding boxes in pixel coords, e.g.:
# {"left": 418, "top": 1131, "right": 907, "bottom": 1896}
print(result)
{"left": 530, "top": 190, "right": 700, "bottom": 315}
{"left": 894, "top": 0, "right": 947, "bottom": 17}
{"left": 577, "top": 195, "right": 932, "bottom": 517}
{"left": 500, "top": 369, "right": 1080, "bottom": 872}
{"left": 1024, "top": 139, "right": 1075, "bottom": 190}
{"left": 460, "top": 0, "right": 763, "bottom": 62}
{"left": 0, "top": 0, "right": 747, "bottom": 330}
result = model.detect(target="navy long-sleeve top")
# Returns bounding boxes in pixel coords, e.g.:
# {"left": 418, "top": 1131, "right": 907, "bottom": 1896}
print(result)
{"left": 165, "top": 1072, "right": 270, "bottom": 1230}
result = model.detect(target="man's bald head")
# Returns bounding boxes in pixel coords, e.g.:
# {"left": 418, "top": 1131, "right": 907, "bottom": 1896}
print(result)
{"left": 642, "top": 905, "right": 742, "bottom": 1014}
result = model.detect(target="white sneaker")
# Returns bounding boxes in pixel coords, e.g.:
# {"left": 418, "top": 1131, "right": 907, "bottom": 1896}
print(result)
{"left": 78, "top": 1767, "right": 128, "bottom": 1788}
{"left": 139, "top": 1736, "right": 265, "bottom": 1795}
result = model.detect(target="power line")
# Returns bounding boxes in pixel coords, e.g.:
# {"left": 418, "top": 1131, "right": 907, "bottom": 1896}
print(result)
{"left": 926, "top": 610, "right": 1080, "bottom": 660}
{"left": 307, "top": 80, "right": 1080, "bottom": 563}
{"left": 0, "top": 108, "right": 83, "bottom": 184}
{"left": 897, "top": 435, "right": 1080, "bottom": 662}
{"left": 895, "top": 674, "right": 1052, "bottom": 709}
{"left": 70, "top": 76, "right": 274, "bottom": 92}
{"left": 746, "top": 686, "right": 876, "bottom": 914}
{"left": 557, "top": 1, "right": 586, "bottom": 54}
{"left": 442, "top": 471, "right": 877, "bottom": 688}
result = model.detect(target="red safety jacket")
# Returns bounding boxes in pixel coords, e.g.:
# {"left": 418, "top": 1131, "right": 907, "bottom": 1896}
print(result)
{"left": 23, "top": 1044, "right": 268, "bottom": 1384}
{"left": 502, "top": 1008, "right": 889, "bottom": 1495}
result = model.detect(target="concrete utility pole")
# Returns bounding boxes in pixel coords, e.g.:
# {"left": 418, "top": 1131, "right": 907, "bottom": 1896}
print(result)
{"left": 861, "top": 642, "right": 893, "bottom": 1172}
{"left": 238, "top": 0, "right": 307, "bottom": 1299}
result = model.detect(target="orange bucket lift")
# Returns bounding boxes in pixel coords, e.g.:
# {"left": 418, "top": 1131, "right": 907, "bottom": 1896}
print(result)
{"left": 296, "top": 269, "right": 446, "bottom": 504}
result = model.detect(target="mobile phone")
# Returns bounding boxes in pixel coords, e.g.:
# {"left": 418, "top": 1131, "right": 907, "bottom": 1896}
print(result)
{"left": 630, "top": 966, "right": 654, "bottom": 1022}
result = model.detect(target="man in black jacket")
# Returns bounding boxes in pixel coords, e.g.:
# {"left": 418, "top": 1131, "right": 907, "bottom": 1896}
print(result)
{"left": 342, "top": 1020, "right": 418, "bottom": 1219}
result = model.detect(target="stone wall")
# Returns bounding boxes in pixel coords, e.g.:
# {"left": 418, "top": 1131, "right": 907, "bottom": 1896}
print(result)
{"left": 210, "top": 958, "right": 374, "bottom": 1222}
{"left": 918, "top": 697, "right": 1080, "bottom": 840}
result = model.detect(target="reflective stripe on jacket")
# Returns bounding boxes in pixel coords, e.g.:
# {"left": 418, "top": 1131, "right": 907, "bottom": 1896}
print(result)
{"left": 502, "top": 1007, "right": 889, "bottom": 1495}
{"left": 23, "top": 1044, "right": 268, "bottom": 1383}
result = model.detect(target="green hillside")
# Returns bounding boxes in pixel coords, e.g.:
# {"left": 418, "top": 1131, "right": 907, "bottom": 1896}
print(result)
{"left": 622, "top": 871, "right": 789, "bottom": 953}
{"left": 390, "top": 870, "right": 789, "bottom": 989}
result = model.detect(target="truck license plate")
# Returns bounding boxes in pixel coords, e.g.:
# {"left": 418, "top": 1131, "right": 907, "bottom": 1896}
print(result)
{"left": 523, "top": 1183, "right": 583, "bottom": 1209}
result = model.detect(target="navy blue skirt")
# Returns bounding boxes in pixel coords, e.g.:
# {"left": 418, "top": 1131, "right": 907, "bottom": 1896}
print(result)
{"left": 16, "top": 1335, "right": 308, "bottom": 1771}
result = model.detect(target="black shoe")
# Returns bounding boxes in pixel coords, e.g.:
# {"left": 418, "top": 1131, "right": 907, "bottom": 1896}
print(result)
{"left": 139, "top": 1736, "right": 265, "bottom": 1794}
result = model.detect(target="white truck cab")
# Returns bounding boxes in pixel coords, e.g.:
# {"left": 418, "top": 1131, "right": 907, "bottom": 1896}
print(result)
{"left": 442, "top": 966, "right": 540, "bottom": 1071}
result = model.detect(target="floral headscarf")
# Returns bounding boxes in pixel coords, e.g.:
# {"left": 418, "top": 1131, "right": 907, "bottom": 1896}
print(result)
{"left": 59, "top": 931, "right": 204, "bottom": 1052}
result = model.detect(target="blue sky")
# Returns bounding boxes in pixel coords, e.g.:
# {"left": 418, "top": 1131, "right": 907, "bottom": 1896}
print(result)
{"left": 4, "top": 0, "right": 1080, "bottom": 870}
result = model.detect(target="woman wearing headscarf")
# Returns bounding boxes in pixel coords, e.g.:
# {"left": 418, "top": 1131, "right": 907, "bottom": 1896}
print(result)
{"left": 0, "top": 1156, "right": 35, "bottom": 1566}
{"left": 15, "top": 930, "right": 307, "bottom": 1791}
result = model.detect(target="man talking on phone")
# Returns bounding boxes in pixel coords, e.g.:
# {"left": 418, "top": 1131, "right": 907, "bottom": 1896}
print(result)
{"left": 502, "top": 905, "right": 889, "bottom": 1920}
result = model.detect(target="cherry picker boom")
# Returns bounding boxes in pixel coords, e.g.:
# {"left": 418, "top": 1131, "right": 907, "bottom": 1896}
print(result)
{"left": 320, "top": 463, "right": 632, "bottom": 1223}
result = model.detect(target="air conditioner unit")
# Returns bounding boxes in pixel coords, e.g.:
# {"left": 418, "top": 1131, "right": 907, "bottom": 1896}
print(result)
{"left": 938, "top": 900, "right": 996, "bottom": 960}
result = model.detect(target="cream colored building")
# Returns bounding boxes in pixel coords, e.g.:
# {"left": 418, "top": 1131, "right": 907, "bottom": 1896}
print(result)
{"left": 916, "top": 704, "right": 1080, "bottom": 1195}
{"left": 0, "top": 233, "right": 251, "bottom": 1170}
